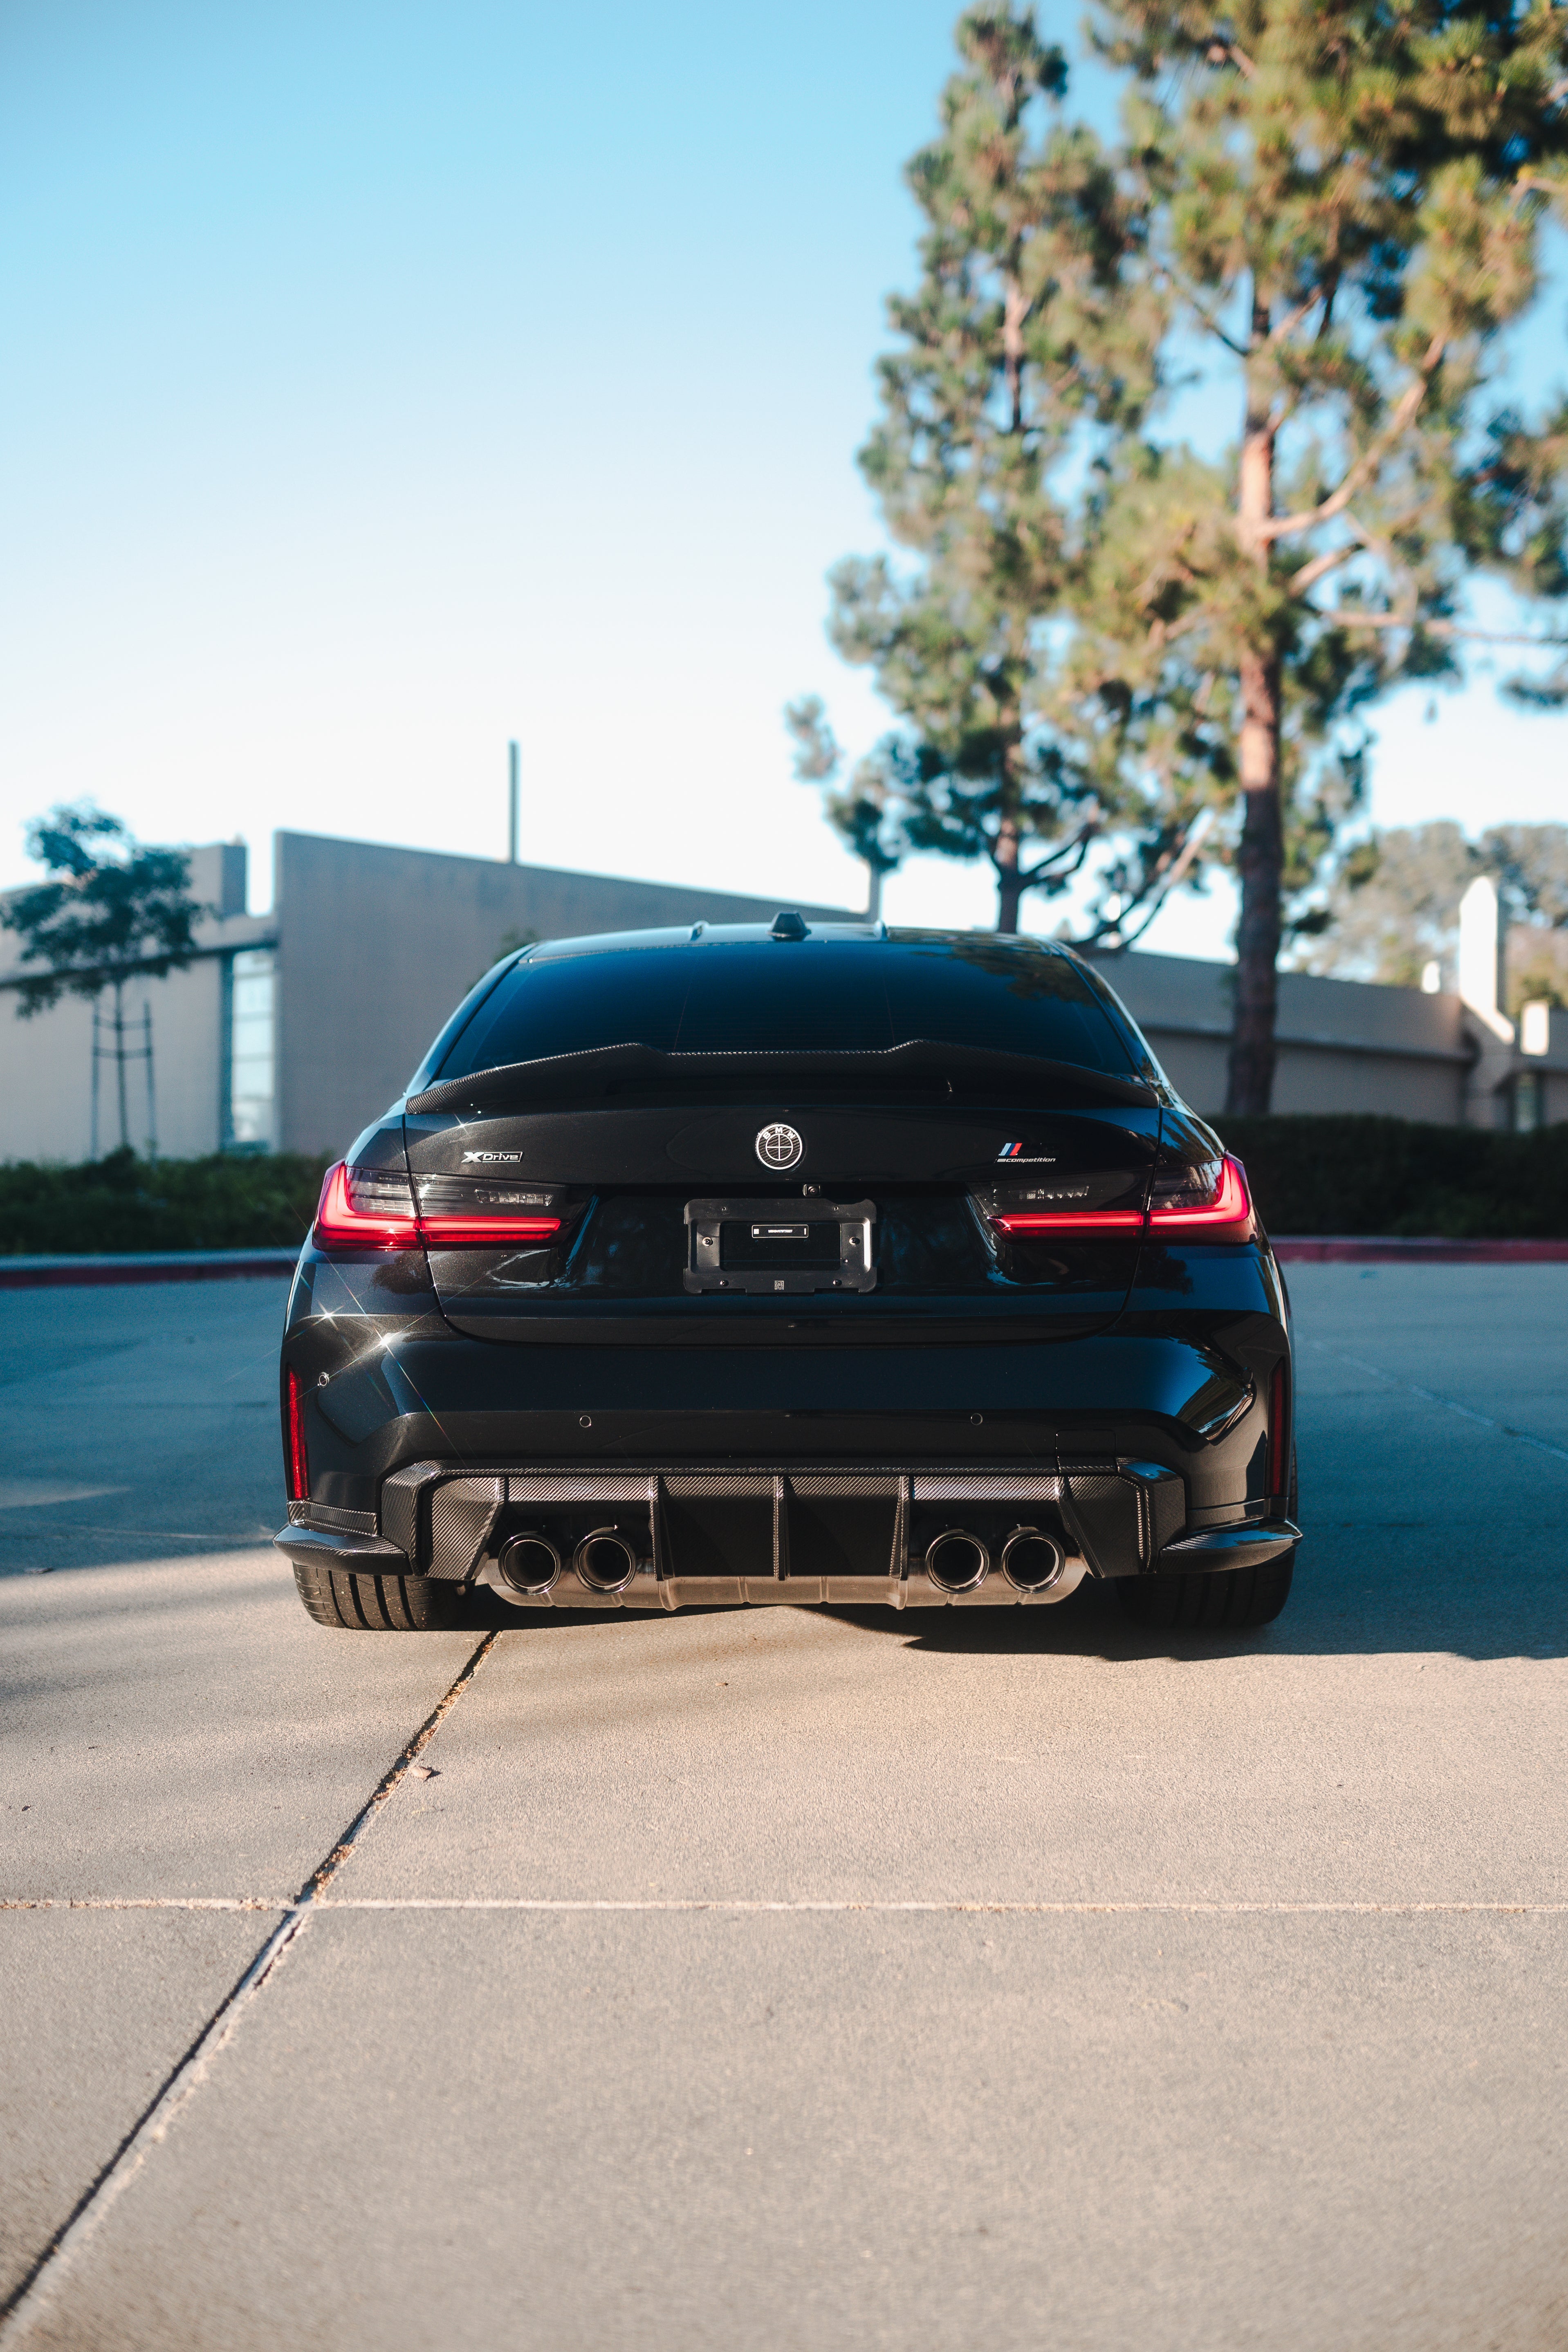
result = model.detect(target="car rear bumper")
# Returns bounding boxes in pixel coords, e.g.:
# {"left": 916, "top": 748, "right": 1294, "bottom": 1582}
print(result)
{"left": 274, "top": 1458, "right": 1300, "bottom": 1607}
{"left": 280, "top": 1249, "right": 1296, "bottom": 1607}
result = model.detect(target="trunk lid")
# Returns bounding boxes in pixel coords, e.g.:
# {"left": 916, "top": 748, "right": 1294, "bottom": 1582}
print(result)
{"left": 401, "top": 1093, "right": 1159, "bottom": 1343}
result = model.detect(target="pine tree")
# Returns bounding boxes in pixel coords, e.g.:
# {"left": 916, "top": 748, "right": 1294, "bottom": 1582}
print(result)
{"left": 1089, "top": 0, "right": 1568, "bottom": 1108}
{"left": 795, "top": 8, "right": 1229, "bottom": 938}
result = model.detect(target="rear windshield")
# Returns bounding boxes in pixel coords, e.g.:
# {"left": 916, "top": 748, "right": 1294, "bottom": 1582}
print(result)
{"left": 435, "top": 937, "right": 1135, "bottom": 1081}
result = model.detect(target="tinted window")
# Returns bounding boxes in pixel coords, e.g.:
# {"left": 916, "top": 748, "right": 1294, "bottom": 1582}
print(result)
{"left": 437, "top": 937, "right": 1133, "bottom": 1080}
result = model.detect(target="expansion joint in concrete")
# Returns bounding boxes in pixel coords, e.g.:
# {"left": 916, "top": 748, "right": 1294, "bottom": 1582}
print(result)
{"left": 0, "top": 1630, "right": 500, "bottom": 2343}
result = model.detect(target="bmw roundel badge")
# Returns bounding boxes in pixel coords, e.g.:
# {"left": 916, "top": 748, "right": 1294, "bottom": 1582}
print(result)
{"left": 756, "top": 1122, "right": 804, "bottom": 1171}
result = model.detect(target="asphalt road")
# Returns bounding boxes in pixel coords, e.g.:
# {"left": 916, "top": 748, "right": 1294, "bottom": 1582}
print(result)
{"left": 2, "top": 1264, "right": 1566, "bottom": 2352}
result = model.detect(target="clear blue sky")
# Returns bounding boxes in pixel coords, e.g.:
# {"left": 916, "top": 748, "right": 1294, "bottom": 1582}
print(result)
{"left": 2, "top": 1, "right": 1564, "bottom": 956}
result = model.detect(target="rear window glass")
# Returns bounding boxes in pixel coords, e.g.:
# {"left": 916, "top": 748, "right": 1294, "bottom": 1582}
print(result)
{"left": 436, "top": 937, "right": 1135, "bottom": 1080}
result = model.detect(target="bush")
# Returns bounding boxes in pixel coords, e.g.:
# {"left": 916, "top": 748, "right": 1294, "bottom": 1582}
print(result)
{"left": 0, "top": 1148, "right": 331, "bottom": 1256}
{"left": 1216, "top": 1115, "right": 1568, "bottom": 1238}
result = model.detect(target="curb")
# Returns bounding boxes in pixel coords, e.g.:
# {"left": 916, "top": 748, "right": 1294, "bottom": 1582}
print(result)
{"left": 0, "top": 1248, "right": 300, "bottom": 1290}
{"left": 1272, "top": 1237, "right": 1568, "bottom": 1264}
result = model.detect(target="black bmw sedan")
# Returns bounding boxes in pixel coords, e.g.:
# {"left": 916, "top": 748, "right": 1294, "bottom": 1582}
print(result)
{"left": 275, "top": 917, "right": 1299, "bottom": 1635}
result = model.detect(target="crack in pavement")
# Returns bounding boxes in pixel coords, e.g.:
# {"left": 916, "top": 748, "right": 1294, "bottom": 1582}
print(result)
{"left": 0, "top": 1628, "right": 500, "bottom": 2344}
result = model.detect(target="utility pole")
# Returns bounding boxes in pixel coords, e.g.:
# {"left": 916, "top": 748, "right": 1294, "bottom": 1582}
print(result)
{"left": 507, "top": 741, "right": 520, "bottom": 865}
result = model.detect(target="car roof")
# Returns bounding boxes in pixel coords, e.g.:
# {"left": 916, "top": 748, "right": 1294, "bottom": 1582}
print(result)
{"left": 524, "top": 922, "right": 1080, "bottom": 962}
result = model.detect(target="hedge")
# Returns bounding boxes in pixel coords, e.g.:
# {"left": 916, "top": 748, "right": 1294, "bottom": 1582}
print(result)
{"left": 0, "top": 1119, "right": 1562, "bottom": 1253}
{"left": 0, "top": 1148, "right": 330, "bottom": 1256}
{"left": 1217, "top": 1115, "right": 1568, "bottom": 1239}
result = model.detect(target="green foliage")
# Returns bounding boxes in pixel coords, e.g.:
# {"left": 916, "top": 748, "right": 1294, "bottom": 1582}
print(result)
{"left": 1087, "top": 0, "right": 1568, "bottom": 1107}
{"left": 792, "top": 7, "right": 1226, "bottom": 937}
{"left": 1507, "top": 928, "right": 1568, "bottom": 1012}
{"left": 1088, "top": 0, "right": 1568, "bottom": 679}
{"left": 1295, "top": 819, "right": 1477, "bottom": 984}
{"left": 3, "top": 803, "right": 211, "bottom": 1155}
{"left": 1219, "top": 1114, "right": 1568, "bottom": 1238}
{"left": 1074, "top": 439, "right": 1375, "bottom": 917}
{"left": 803, "top": 2, "right": 1568, "bottom": 1105}
{"left": 1485, "top": 822, "right": 1568, "bottom": 928}
{"left": 2, "top": 805, "right": 204, "bottom": 1014}
{"left": 0, "top": 1149, "right": 330, "bottom": 1257}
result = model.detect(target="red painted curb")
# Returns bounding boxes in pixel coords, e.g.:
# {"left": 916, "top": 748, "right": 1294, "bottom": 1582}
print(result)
{"left": 1273, "top": 1237, "right": 1568, "bottom": 1264}
{"left": 0, "top": 1254, "right": 298, "bottom": 1290}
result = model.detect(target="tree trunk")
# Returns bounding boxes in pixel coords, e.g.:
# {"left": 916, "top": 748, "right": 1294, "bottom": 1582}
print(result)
{"left": 1225, "top": 294, "right": 1283, "bottom": 1116}
{"left": 994, "top": 813, "right": 1023, "bottom": 933}
{"left": 864, "top": 861, "right": 883, "bottom": 921}
{"left": 1227, "top": 648, "right": 1283, "bottom": 1112}
{"left": 113, "top": 978, "right": 130, "bottom": 1151}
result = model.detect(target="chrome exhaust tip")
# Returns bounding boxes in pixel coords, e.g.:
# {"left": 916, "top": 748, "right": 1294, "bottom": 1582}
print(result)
{"left": 496, "top": 1532, "right": 561, "bottom": 1596}
{"left": 573, "top": 1527, "right": 640, "bottom": 1594}
{"left": 1000, "top": 1526, "right": 1066, "bottom": 1594}
{"left": 924, "top": 1528, "right": 989, "bottom": 1594}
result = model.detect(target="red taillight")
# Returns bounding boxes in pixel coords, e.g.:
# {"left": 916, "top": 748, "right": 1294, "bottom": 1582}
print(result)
{"left": 1148, "top": 1154, "right": 1253, "bottom": 1239}
{"left": 285, "top": 1364, "right": 309, "bottom": 1502}
{"left": 1267, "top": 1358, "right": 1288, "bottom": 1497}
{"left": 992, "top": 1209, "right": 1145, "bottom": 1235}
{"left": 417, "top": 1215, "right": 561, "bottom": 1246}
{"left": 313, "top": 1161, "right": 419, "bottom": 1250}
{"left": 312, "top": 1162, "right": 561, "bottom": 1253}
{"left": 991, "top": 1155, "right": 1254, "bottom": 1244}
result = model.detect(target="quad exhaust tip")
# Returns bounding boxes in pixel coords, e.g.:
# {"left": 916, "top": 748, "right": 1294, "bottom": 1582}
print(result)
{"left": 496, "top": 1532, "right": 561, "bottom": 1596}
{"left": 1000, "top": 1526, "right": 1066, "bottom": 1593}
{"left": 924, "top": 1525, "right": 1067, "bottom": 1596}
{"left": 499, "top": 1515, "right": 1069, "bottom": 1604}
{"left": 924, "top": 1529, "right": 989, "bottom": 1594}
{"left": 573, "top": 1527, "right": 641, "bottom": 1594}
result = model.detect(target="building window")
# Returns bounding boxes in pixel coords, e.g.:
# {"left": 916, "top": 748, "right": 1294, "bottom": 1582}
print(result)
{"left": 229, "top": 949, "right": 276, "bottom": 1149}
{"left": 1512, "top": 1070, "right": 1544, "bottom": 1134}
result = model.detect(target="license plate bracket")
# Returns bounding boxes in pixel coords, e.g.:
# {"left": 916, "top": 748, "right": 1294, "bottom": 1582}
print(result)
{"left": 683, "top": 1197, "right": 877, "bottom": 1295}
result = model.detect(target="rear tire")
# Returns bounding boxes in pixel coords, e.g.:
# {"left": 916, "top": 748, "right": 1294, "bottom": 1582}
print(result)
{"left": 292, "top": 1561, "right": 473, "bottom": 1632}
{"left": 1115, "top": 1551, "right": 1294, "bottom": 1632}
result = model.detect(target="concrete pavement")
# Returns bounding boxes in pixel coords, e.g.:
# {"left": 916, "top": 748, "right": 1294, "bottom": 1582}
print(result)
{"left": 2, "top": 1266, "right": 1566, "bottom": 2349}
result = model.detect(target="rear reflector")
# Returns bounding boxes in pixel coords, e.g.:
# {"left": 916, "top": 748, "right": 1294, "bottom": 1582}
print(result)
{"left": 1267, "top": 1358, "right": 1288, "bottom": 1496}
{"left": 312, "top": 1162, "right": 561, "bottom": 1252}
{"left": 284, "top": 1364, "right": 309, "bottom": 1502}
